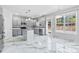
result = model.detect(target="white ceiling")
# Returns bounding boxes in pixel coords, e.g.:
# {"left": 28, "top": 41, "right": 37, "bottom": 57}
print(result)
{"left": 1, "top": 5, "right": 78, "bottom": 18}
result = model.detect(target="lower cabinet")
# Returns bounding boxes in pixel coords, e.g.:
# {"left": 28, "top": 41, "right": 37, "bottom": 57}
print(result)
{"left": 12, "top": 28, "right": 21, "bottom": 37}
{"left": 34, "top": 28, "right": 39, "bottom": 34}
{"left": 34, "top": 28, "right": 46, "bottom": 35}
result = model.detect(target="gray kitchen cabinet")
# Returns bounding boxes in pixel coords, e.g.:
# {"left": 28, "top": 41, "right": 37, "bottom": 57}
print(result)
{"left": 34, "top": 28, "right": 46, "bottom": 35}
{"left": 12, "top": 15, "right": 21, "bottom": 28}
{"left": 12, "top": 15, "right": 26, "bottom": 37}
{"left": 12, "top": 15, "right": 21, "bottom": 36}
{"left": 12, "top": 28, "right": 21, "bottom": 36}
{"left": 34, "top": 28, "right": 39, "bottom": 34}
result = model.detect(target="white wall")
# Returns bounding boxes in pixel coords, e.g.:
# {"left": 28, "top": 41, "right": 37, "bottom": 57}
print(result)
{"left": 2, "top": 8, "right": 13, "bottom": 39}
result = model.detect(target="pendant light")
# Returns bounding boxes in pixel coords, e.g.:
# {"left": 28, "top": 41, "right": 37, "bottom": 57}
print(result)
{"left": 25, "top": 9, "right": 31, "bottom": 21}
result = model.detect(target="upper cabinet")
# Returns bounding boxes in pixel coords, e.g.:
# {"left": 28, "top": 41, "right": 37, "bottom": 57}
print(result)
{"left": 12, "top": 15, "right": 26, "bottom": 28}
{"left": 12, "top": 15, "right": 21, "bottom": 28}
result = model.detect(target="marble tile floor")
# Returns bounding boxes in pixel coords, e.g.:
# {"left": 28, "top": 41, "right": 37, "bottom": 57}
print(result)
{"left": 2, "top": 34, "right": 53, "bottom": 53}
{"left": 2, "top": 42, "right": 47, "bottom": 53}
{"left": 55, "top": 38, "right": 79, "bottom": 53}
{"left": 2, "top": 34, "right": 79, "bottom": 53}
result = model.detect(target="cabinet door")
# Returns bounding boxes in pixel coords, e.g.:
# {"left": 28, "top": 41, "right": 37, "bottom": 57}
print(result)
{"left": 12, "top": 28, "right": 21, "bottom": 36}
{"left": 12, "top": 29, "right": 18, "bottom": 36}
{"left": 12, "top": 16, "right": 21, "bottom": 28}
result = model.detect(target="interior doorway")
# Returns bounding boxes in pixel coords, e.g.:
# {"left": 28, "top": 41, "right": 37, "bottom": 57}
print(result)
{"left": 46, "top": 19, "right": 51, "bottom": 36}
{"left": 48, "top": 21, "right": 51, "bottom": 34}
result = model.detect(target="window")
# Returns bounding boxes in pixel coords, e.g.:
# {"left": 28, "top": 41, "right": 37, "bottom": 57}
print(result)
{"left": 65, "top": 12, "right": 76, "bottom": 32}
{"left": 56, "top": 15, "right": 64, "bottom": 31}
{"left": 55, "top": 11, "right": 77, "bottom": 34}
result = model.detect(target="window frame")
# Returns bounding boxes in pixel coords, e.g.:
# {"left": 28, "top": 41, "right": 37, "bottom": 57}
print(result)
{"left": 55, "top": 10, "right": 77, "bottom": 34}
